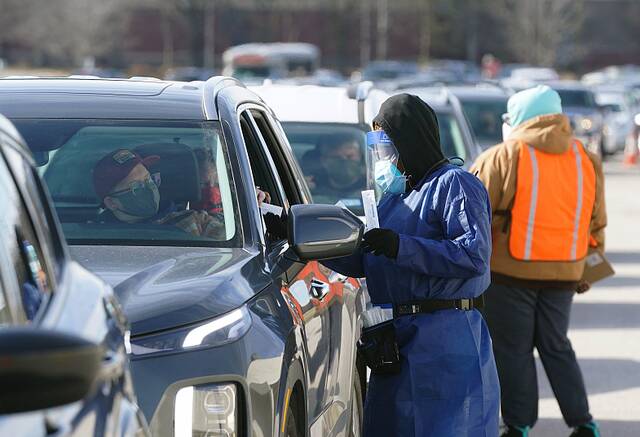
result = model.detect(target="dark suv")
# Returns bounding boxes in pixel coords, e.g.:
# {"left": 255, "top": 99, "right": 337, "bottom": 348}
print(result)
{"left": 0, "top": 115, "right": 149, "bottom": 436}
{"left": 0, "top": 77, "right": 366, "bottom": 437}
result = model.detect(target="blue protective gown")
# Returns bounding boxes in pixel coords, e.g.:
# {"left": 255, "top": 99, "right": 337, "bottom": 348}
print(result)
{"left": 324, "top": 164, "right": 500, "bottom": 437}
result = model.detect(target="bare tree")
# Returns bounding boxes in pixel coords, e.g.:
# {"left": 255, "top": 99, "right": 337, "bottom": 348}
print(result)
{"left": 499, "top": 0, "right": 584, "bottom": 66}
{"left": 11, "top": 0, "right": 129, "bottom": 66}
{"left": 0, "top": 0, "right": 32, "bottom": 57}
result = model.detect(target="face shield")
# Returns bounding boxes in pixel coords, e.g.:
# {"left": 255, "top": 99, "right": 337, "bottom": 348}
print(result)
{"left": 366, "top": 130, "right": 406, "bottom": 198}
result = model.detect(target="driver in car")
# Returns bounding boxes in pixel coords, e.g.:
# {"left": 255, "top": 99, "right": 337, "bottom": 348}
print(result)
{"left": 93, "top": 148, "right": 272, "bottom": 239}
{"left": 304, "top": 134, "right": 365, "bottom": 201}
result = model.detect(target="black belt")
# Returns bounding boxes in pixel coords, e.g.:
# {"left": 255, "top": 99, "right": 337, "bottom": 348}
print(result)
{"left": 393, "top": 294, "right": 484, "bottom": 317}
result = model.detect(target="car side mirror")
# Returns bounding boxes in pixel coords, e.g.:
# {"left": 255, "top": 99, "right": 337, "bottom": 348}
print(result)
{"left": 0, "top": 327, "right": 102, "bottom": 414}
{"left": 289, "top": 204, "right": 364, "bottom": 261}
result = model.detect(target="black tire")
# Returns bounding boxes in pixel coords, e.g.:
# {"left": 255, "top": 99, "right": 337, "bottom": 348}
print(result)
{"left": 349, "top": 364, "right": 364, "bottom": 437}
{"left": 284, "top": 399, "right": 300, "bottom": 437}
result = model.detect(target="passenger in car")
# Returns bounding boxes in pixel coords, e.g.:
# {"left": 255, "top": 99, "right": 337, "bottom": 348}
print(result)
{"left": 191, "top": 148, "right": 223, "bottom": 215}
{"left": 93, "top": 148, "right": 227, "bottom": 239}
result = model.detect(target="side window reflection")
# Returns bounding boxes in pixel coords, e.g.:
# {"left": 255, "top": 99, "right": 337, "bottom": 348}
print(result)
{"left": 0, "top": 154, "right": 51, "bottom": 322}
{"left": 18, "top": 237, "right": 49, "bottom": 320}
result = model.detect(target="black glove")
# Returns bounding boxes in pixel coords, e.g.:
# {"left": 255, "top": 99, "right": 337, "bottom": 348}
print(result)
{"left": 264, "top": 212, "right": 288, "bottom": 240}
{"left": 362, "top": 228, "right": 399, "bottom": 259}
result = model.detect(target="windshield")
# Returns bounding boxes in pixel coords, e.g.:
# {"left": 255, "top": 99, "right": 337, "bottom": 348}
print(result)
{"left": 596, "top": 92, "right": 629, "bottom": 111}
{"left": 13, "top": 119, "right": 241, "bottom": 247}
{"left": 556, "top": 89, "right": 597, "bottom": 108}
{"left": 460, "top": 98, "right": 507, "bottom": 148}
{"left": 437, "top": 112, "right": 468, "bottom": 161}
{"left": 233, "top": 66, "right": 273, "bottom": 80}
{"left": 282, "top": 122, "right": 368, "bottom": 215}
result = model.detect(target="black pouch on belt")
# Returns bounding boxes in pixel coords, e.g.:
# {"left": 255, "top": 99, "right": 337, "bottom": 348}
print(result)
{"left": 356, "top": 320, "right": 401, "bottom": 374}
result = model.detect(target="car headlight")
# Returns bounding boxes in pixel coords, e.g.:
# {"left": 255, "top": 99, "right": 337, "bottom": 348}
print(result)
{"left": 175, "top": 383, "right": 238, "bottom": 437}
{"left": 130, "top": 306, "right": 252, "bottom": 356}
{"left": 574, "top": 115, "right": 602, "bottom": 134}
{"left": 579, "top": 117, "right": 594, "bottom": 132}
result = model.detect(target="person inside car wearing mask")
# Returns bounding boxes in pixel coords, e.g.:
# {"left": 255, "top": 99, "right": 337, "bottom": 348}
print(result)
{"left": 305, "top": 134, "right": 365, "bottom": 200}
{"left": 93, "top": 148, "right": 273, "bottom": 239}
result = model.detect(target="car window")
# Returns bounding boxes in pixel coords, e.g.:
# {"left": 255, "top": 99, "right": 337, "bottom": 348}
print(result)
{"left": 460, "top": 99, "right": 507, "bottom": 148}
{"left": 0, "top": 152, "right": 51, "bottom": 322}
{"left": 282, "top": 122, "right": 367, "bottom": 215}
{"left": 3, "top": 145, "right": 65, "bottom": 280}
{"left": 0, "top": 280, "right": 11, "bottom": 325}
{"left": 13, "top": 119, "right": 241, "bottom": 247}
{"left": 240, "top": 112, "right": 287, "bottom": 210}
{"left": 438, "top": 113, "right": 467, "bottom": 161}
{"left": 250, "top": 110, "right": 304, "bottom": 205}
{"left": 556, "top": 90, "right": 596, "bottom": 108}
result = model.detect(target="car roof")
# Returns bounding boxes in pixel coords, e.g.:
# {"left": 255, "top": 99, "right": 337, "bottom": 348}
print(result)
{"left": 593, "top": 84, "right": 630, "bottom": 94}
{"left": 0, "top": 77, "right": 225, "bottom": 120}
{"left": 546, "top": 81, "right": 591, "bottom": 92}
{"left": 396, "top": 87, "right": 453, "bottom": 110}
{"left": 250, "top": 83, "right": 388, "bottom": 124}
{"left": 442, "top": 85, "right": 509, "bottom": 100}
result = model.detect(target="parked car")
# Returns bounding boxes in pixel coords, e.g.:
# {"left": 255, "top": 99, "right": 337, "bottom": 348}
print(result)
{"left": 595, "top": 85, "right": 639, "bottom": 154}
{"left": 445, "top": 85, "right": 509, "bottom": 150}
{"left": 0, "top": 114, "right": 149, "bottom": 436}
{"left": 0, "top": 76, "right": 366, "bottom": 437}
{"left": 548, "top": 82, "right": 604, "bottom": 156}
{"left": 361, "top": 60, "right": 419, "bottom": 82}
{"left": 396, "top": 87, "right": 482, "bottom": 167}
{"left": 250, "top": 82, "right": 387, "bottom": 216}
{"left": 222, "top": 42, "right": 320, "bottom": 84}
{"left": 501, "top": 67, "right": 560, "bottom": 90}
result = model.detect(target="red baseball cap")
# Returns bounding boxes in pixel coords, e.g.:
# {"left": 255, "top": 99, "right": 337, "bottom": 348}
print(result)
{"left": 93, "top": 149, "right": 159, "bottom": 200}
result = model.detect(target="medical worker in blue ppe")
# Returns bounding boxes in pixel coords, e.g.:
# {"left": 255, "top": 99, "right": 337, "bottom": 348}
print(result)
{"left": 324, "top": 94, "right": 500, "bottom": 437}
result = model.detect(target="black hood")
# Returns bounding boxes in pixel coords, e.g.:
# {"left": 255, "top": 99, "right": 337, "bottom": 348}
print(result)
{"left": 373, "top": 93, "right": 446, "bottom": 182}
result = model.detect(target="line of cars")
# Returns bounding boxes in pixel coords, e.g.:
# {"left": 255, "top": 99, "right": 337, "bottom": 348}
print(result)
{"left": 0, "top": 73, "right": 494, "bottom": 437}
{"left": 1, "top": 61, "right": 635, "bottom": 436}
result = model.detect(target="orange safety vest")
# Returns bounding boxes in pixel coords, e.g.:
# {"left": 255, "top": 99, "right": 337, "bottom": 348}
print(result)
{"left": 509, "top": 140, "right": 596, "bottom": 262}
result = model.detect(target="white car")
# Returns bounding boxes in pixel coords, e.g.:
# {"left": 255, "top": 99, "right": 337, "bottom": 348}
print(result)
{"left": 595, "top": 86, "right": 639, "bottom": 154}
{"left": 502, "top": 67, "right": 560, "bottom": 90}
{"left": 250, "top": 82, "right": 388, "bottom": 216}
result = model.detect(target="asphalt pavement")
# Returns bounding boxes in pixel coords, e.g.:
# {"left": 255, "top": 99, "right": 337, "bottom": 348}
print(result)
{"left": 532, "top": 155, "right": 640, "bottom": 436}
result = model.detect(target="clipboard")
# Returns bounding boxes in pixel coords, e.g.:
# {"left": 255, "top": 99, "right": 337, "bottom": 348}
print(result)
{"left": 581, "top": 247, "right": 615, "bottom": 284}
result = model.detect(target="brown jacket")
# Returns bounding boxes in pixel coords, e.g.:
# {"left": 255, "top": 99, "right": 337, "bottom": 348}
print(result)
{"left": 470, "top": 114, "right": 607, "bottom": 282}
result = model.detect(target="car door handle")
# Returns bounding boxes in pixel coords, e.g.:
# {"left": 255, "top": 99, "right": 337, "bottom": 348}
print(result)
{"left": 309, "top": 279, "right": 330, "bottom": 300}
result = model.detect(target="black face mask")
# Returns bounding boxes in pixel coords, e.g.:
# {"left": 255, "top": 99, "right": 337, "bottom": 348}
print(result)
{"left": 325, "top": 158, "right": 363, "bottom": 187}
{"left": 110, "top": 178, "right": 160, "bottom": 219}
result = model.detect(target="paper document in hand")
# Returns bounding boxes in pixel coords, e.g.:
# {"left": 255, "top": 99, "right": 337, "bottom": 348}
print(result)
{"left": 361, "top": 190, "right": 379, "bottom": 231}
{"left": 260, "top": 202, "right": 283, "bottom": 216}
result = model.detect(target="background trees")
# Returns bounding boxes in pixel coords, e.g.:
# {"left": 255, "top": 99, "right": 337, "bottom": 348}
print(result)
{"left": 0, "top": 0, "right": 637, "bottom": 73}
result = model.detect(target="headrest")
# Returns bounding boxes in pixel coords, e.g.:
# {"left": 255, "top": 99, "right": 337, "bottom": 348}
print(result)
{"left": 134, "top": 143, "right": 201, "bottom": 208}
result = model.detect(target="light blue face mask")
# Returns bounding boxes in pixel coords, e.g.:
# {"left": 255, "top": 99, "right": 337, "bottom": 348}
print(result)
{"left": 367, "top": 130, "right": 407, "bottom": 195}
{"left": 374, "top": 160, "right": 406, "bottom": 195}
